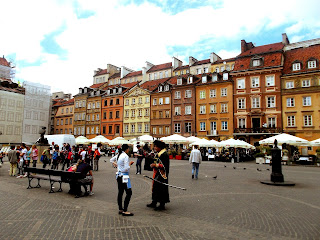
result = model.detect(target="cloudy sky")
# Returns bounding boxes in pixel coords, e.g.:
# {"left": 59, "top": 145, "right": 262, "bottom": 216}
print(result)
{"left": 1, "top": 0, "right": 320, "bottom": 96}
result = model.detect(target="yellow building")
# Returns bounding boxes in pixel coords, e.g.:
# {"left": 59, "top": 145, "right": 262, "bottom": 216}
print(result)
{"left": 282, "top": 39, "right": 320, "bottom": 142}
{"left": 123, "top": 85, "right": 151, "bottom": 139}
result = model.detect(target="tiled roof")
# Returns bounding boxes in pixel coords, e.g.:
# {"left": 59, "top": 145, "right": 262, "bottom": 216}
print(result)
{"left": 147, "top": 62, "right": 172, "bottom": 73}
{"left": 0, "top": 57, "right": 10, "bottom": 67}
{"left": 214, "top": 57, "right": 236, "bottom": 64}
{"left": 174, "top": 65, "right": 189, "bottom": 71}
{"left": 283, "top": 44, "right": 320, "bottom": 75}
{"left": 93, "top": 69, "right": 108, "bottom": 77}
{"left": 61, "top": 98, "right": 74, "bottom": 106}
{"left": 52, "top": 99, "right": 66, "bottom": 107}
{"left": 0, "top": 86, "right": 24, "bottom": 94}
{"left": 102, "top": 82, "right": 139, "bottom": 93}
{"left": 140, "top": 78, "right": 170, "bottom": 91}
{"left": 123, "top": 70, "right": 142, "bottom": 78}
{"left": 233, "top": 52, "right": 283, "bottom": 72}
{"left": 238, "top": 42, "right": 284, "bottom": 57}
{"left": 192, "top": 59, "right": 211, "bottom": 66}
{"left": 167, "top": 75, "right": 201, "bottom": 86}
{"left": 90, "top": 82, "right": 105, "bottom": 89}
{"left": 109, "top": 72, "right": 121, "bottom": 79}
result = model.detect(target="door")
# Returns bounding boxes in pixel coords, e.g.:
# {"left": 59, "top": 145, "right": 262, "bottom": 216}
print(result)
{"left": 252, "top": 118, "right": 260, "bottom": 131}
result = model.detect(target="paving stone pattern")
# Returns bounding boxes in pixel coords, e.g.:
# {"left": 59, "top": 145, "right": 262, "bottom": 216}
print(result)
{"left": 1, "top": 157, "right": 320, "bottom": 240}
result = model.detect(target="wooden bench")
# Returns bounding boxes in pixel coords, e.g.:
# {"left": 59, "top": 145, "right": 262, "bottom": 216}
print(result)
{"left": 24, "top": 167, "right": 85, "bottom": 193}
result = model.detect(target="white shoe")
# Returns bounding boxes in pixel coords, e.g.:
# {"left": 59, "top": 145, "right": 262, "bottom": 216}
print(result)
{"left": 89, "top": 192, "right": 94, "bottom": 196}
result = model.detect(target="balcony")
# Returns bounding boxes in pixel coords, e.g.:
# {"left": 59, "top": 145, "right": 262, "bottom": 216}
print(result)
{"left": 207, "top": 130, "right": 218, "bottom": 136}
{"left": 234, "top": 127, "right": 281, "bottom": 135}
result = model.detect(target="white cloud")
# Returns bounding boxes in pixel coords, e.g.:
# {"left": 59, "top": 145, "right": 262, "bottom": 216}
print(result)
{"left": 3, "top": 0, "right": 320, "bottom": 96}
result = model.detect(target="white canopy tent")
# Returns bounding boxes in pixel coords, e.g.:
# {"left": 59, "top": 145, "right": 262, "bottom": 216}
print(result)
{"left": 88, "top": 135, "right": 110, "bottom": 144}
{"left": 160, "top": 134, "right": 188, "bottom": 144}
{"left": 75, "top": 136, "right": 90, "bottom": 145}
{"left": 259, "top": 133, "right": 311, "bottom": 146}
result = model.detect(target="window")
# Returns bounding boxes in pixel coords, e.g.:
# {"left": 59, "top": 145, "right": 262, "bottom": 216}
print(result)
{"left": 124, "top": 124, "right": 129, "bottom": 133}
{"left": 185, "top": 122, "right": 191, "bottom": 133}
{"left": 131, "top": 110, "right": 135, "bottom": 117}
{"left": 109, "top": 112, "right": 113, "bottom": 119}
{"left": 215, "top": 67, "right": 219, "bottom": 73}
{"left": 223, "top": 73, "right": 228, "bottom": 80}
{"left": 200, "top": 122, "right": 206, "bottom": 131}
{"left": 158, "top": 86, "right": 163, "bottom": 92}
{"left": 138, "top": 109, "right": 142, "bottom": 117}
{"left": 303, "top": 96, "right": 311, "bottom": 106}
{"left": 187, "top": 76, "right": 193, "bottom": 84}
{"left": 287, "top": 98, "right": 295, "bottom": 107}
{"left": 200, "top": 105, "right": 206, "bottom": 114}
{"left": 116, "top": 111, "right": 120, "bottom": 118}
{"left": 222, "top": 121, "right": 228, "bottom": 130}
{"left": 175, "top": 107, "right": 181, "bottom": 115}
{"left": 138, "top": 124, "right": 142, "bottom": 133}
{"left": 165, "top": 126, "right": 170, "bottom": 135}
{"left": 266, "top": 75, "right": 275, "bottom": 86}
{"left": 88, "top": 103, "right": 91, "bottom": 109}
{"left": 185, "top": 90, "right": 192, "bottom": 98}
{"left": 308, "top": 60, "right": 316, "bottom": 69}
{"left": 252, "top": 97, "right": 260, "bottom": 108}
{"left": 268, "top": 117, "right": 276, "bottom": 128}
{"left": 177, "top": 78, "right": 182, "bottom": 85}
{"left": 153, "top": 99, "right": 157, "bottom": 105}
{"left": 292, "top": 63, "right": 301, "bottom": 71}
{"left": 66, "top": 108, "right": 69, "bottom": 114}
{"left": 165, "top": 97, "right": 169, "bottom": 104}
{"left": 165, "top": 70, "right": 168, "bottom": 77}
{"left": 287, "top": 116, "right": 295, "bottom": 127}
{"left": 221, "top": 88, "right": 227, "bottom": 97}
{"left": 116, "top": 125, "right": 120, "bottom": 134}
{"left": 116, "top": 99, "right": 120, "bottom": 105}
{"left": 174, "top": 123, "right": 181, "bottom": 133}
{"left": 174, "top": 91, "right": 181, "bottom": 100}
{"left": 165, "top": 110, "right": 170, "bottom": 118}
{"left": 252, "top": 59, "right": 261, "bottom": 67}
{"left": 238, "top": 118, "right": 246, "bottom": 128}
{"left": 154, "top": 73, "right": 157, "bottom": 79}
{"left": 165, "top": 85, "right": 169, "bottom": 91}
{"left": 76, "top": 102, "right": 79, "bottom": 108}
{"left": 138, "top": 97, "right": 142, "bottom": 104}
{"left": 159, "top": 111, "right": 163, "bottom": 118}
{"left": 221, "top": 103, "right": 228, "bottom": 113}
{"left": 220, "top": 66, "right": 225, "bottom": 72}
{"left": 152, "top": 127, "right": 157, "bottom": 134}
{"left": 159, "top": 98, "right": 163, "bottom": 105}
{"left": 109, "top": 126, "right": 113, "bottom": 134}
{"left": 302, "top": 79, "right": 310, "bottom": 87}
{"left": 251, "top": 77, "right": 259, "bottom": 87}
{"left": 65, "top": 118, "right": 68, "bottom": 125}
{"left": 212, "top": 75, "right": 217, "bottom": 81}
{"left": 91, "top": 127, "right": 94, "bottom": 134}
{"left": 210, "top": 89, "right": 216, "bottom": 98}
{"left": 125, "top": 99, "right": 129, "bottom": 105}
{"left": 131, "top": 98, "right": 135, "bottom": 105}
{"left": 238, "top": 98, "right": 245, "bottom": 109}
{"left": 145, "top": 108, "right": 150, "bottom": 116}
{"left": 286, "top": 81, "right": 294, "bottom": 89}
{"left": 210, "top": 104, "right": 217, "bottom": 113}
{"left": 159, "top": 72, "right": 163, "bottom": 79}
{"left": 158, "top": 127, "right": 163, "bottom": 135}
{"left": 202, "top": 76, "right": 207, "bottom": 83}
{"left": 145, "top": 96, "right": 150, "bottom": 103}
{"left": 237, "top": 79, "right": 245, "bottom": 89}
{"left": 185, "top": 106, "right": 191, "bottom": 115}
{"left": 92, "top": 103, "right": 95, "bottom": 109}
{"left": 145, "top": 123, "right": 149, "bottom": 132}
{"left": 204, "top": 67, "right": 209, "bottom": 73}
{"left": 304, "top": 115, "right": 312, "bottom": 126}
{"left": 200, "top": 91, "right": 206, "bottom": 99}
{"left": 92, "top": 115, "right": 95, "bottom": 121}
{"left": 267, "top": 96, "right": 275, "bottom": 108}
{"left": 125, "top": 110, "right": 129, "bottom": 118}
{"left": 109, "top": 99, "right": 113, "bottom": 105}
{"left": 131, "top": 124, "right": 135, "bottom": 133}
{"left": 197, "top": 68, "right": 201, "bottom": 74}
{"left": 57, "top": 119, "right": 59, "bottom": 126}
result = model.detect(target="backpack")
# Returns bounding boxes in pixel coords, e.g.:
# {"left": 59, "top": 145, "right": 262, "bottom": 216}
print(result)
{"left": 52, "top": 151, "right": 59, "bottom": 160}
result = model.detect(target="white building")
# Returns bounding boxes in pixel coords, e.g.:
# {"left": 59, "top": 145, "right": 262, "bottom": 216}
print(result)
{"left": 22, "top": 81, "right": 51, "bottom": 144}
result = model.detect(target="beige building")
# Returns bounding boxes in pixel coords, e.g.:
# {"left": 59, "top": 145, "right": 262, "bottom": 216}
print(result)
{"left": 54, "top": 99, "right": 74, "bottom": 134}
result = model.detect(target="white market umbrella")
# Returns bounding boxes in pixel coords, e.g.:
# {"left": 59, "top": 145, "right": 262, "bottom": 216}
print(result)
{"left": 189, "top": 139, "right": 218, "bottom": 147}
{"left": 186, "top": 136, "right": 202, "bottom": 143}
{"left": 75, "top": 136, "right": 90, "bottom": 145}
{"left": 89, "top": 135, "right": 110, "bottom": 144}
{"left": 259, "top": 133, "right": 310, "bottom": 146}
{"left": 160, "top": 134, "right": 188, "bottom": 144}
{"left": 219, "top": 138, "right": 254, "bottom": 149}
{"left": 109, "top": 137, "right": 131, "bottom": 146}
{"left": 138, "top": 134, "right": 154, "bottom": 143}
{"left": 310, "top": 138, "right": 320, "bottom": 146}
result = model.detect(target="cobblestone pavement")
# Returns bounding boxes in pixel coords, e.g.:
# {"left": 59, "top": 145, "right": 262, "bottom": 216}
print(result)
{"left": 1, "top": 157, "right": 320, "bottom": 240}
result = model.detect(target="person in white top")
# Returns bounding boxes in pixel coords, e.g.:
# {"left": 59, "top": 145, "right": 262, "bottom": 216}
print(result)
{"left": 80, "top": 148, "right": 87, "bottom": 161}
{"left": 189, "top": 145, "right": 202, "bottom": 179}
{"left": 110, "top": 144, "right": 134, "bottom": 216}
{"left": 18, "top": 143, "right": 27, "bottom": 178}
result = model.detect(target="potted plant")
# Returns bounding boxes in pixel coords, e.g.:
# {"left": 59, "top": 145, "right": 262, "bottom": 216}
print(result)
{"left": 254, "top": 152, "right": 265, "bottom": 164}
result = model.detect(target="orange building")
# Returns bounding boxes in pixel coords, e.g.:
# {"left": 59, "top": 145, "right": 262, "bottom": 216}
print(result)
{"left": 101, "top": 82, "right": 138, "bottom": 139}
{"left": 54, "top": 99, "right": 74, "bottom": 134}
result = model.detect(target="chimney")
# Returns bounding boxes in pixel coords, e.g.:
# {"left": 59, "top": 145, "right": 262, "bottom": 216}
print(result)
{"left": 189, "top": 56, "right": 198, "bottom": 66}
{"left": 121, "top": 66, "right": 134, "bottom": 78}
{"left": 172, "top": 57, "right": 183, "bottom": 69}
{"left": 282, "top": 33, "right": 290, "bottom": 45}
{"left": 145, "top": 61, "right": 154, "bottom": 71}
{"left": 241, "top": 40, "right": 254, "bottom": 53}
{"left": 210, "top": 52, "right": 222, "bottom": 63}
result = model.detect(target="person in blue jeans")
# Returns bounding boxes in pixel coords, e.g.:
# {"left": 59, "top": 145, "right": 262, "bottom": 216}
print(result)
{"left": 189, "top": 145, "right": 202, "bottom": 179}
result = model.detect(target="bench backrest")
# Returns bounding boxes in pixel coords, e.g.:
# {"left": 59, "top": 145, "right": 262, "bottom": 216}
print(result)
{"left": 25, "top": 167, "right": 50, "bottom": 175}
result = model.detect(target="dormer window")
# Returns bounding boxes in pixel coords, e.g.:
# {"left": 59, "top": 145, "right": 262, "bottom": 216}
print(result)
{"left": 164, "top": 85, "right": 169, "bottom": 91}
{"left": 252, "top": 59, "right": 260, "bottom": 67}
{"left": 308, "top": 60, "right": 316, "bottom": 69}
{"left": 158, "top": 86, "right": 163, "bottom": 92}
{"left": 212, "top": 74, "right": 217, "bottom": 82}
{"left": 220, "top": 66, "right": 225, "bottom": 71}
{"left": 114, "top": 88, "right": 117, "bottom": 94}
{"left": 196, "top": 68, "right": 201, "bottom": 74}
{"left": 107, "top": 90, "right": 110, "bottom": 95}
{"left": 188, "top": 76, "right": 193, "bottom": 84}
{"left": 177, "top": 78, "right": 182, "bottom": 85}
{"left": 110, "top": 80, "right": 113, "bottom": 85}
{"left": 202, "top": 76, "right": 207, "bottom": 83}
{"left": 223, "top": 73, "right": 228, "bottom": 80}
{"left": 292, "top": 62, "right": 301, "bottom": 71}
{"left": 118, "top": 88, "right": 122, "bottom": 93}
{"left": 204, "top": 67, "right": 209, "bottom": 73}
